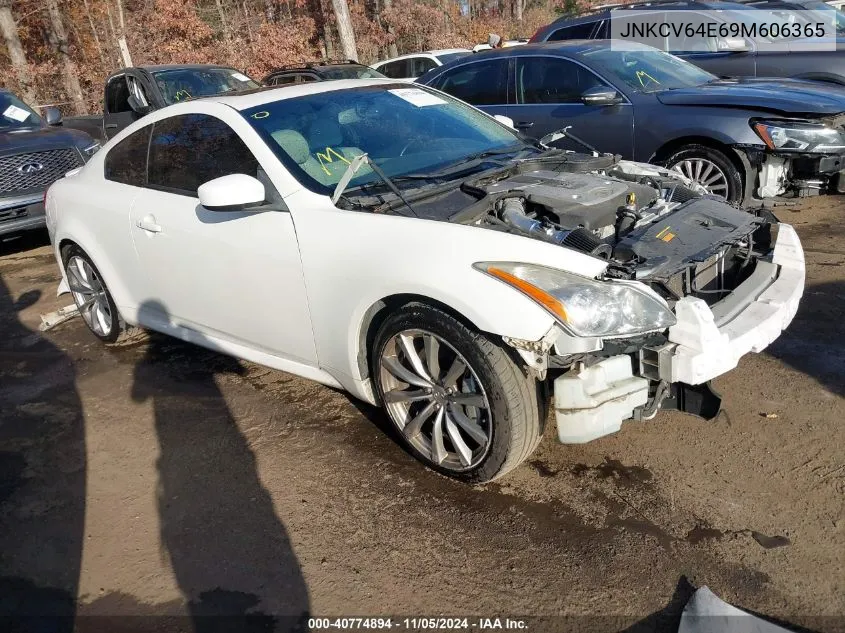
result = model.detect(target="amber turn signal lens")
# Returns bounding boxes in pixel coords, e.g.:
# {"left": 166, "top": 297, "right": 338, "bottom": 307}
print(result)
{"left": 486, "top": 266, "right": 568, "bottom": 323}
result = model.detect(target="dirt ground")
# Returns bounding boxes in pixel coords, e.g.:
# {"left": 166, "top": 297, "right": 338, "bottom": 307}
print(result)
{"left": 0, "top": 196, "right": 843, "bottom": 633}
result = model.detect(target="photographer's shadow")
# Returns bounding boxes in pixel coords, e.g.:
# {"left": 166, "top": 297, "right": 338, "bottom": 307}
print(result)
{"left": 130, "top": 300, "right": 310, "bottom": 632}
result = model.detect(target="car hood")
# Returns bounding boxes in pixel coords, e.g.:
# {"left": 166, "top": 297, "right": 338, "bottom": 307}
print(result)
{"left": 0, "top": 125, "right": 93, "bottom": 156}
{"left": 655, "top": 78, "right": 845, "bottom": 116}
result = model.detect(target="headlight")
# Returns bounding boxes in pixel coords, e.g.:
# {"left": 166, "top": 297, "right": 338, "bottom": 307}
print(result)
{"left": 81, "top": 142, "right": 101, "bottom": 160}
{"left": 475, "top": 262, "right": 676, "bottom": 338}
{"left": 751, "top": 120, "right": 845, "bottom": 153}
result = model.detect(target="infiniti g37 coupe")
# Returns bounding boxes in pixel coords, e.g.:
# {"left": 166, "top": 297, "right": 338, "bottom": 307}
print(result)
{"left": 45, "top": 80, "right": 804, "bottom": 482}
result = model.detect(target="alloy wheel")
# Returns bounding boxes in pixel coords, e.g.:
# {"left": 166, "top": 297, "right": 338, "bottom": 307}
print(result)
{"left": 378, "top": 329, "right": 492, "bottom": 471}
{"left": 671, "top": 158, "right": 729, "bottom": 198}
{"left": 66, "top": 256, "right": 113, "bottom": 337}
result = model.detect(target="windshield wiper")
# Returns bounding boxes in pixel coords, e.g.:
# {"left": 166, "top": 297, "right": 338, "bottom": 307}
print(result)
{"left": 332, "top": 154, "right": 418, "bottom": 217}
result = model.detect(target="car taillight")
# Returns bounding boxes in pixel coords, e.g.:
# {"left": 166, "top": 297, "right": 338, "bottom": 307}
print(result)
{"left": 527, "top": 28, "right": 543, "bottom": 43}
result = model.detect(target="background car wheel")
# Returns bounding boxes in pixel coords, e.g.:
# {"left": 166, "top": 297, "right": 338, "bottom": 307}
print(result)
{"left": 62, "top": 245, "right": 123, "bottom": 343}
{"left": 372, "top": 303, "right": 542, "bottom": 483}
{"left": 663, "top": 144, "right": 743, "bottom": 203}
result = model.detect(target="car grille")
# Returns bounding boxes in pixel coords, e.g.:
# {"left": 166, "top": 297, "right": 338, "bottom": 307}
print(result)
{"left": 0, "top": 149, "right": 83, "bottom": 195}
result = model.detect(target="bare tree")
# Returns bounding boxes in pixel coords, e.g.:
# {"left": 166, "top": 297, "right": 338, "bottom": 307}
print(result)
{"left": 214, "top": 0, "right": 229, "bottom": 35}
{"left": 330, "top": 0, "right": 358, "bottom": 61}
{"left": 381, "top": 0, "right": 397, "bottom": 58}
{"left": 45, "top": 0, "right": 88, "bottom": 114}
{"left": 0, "top": 0, "right": 38, "bottom": 105}
{"left": 514, "top": 0, "right": 523, "bottom": 21}
{"left": 114, "top": 0, "right": 132, "bottom": 67}
{"left": 81, "top": 0, "right": 106, "bottom": 65}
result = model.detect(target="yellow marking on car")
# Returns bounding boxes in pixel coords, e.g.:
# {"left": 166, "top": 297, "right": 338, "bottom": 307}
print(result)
{"left": 661, "top": 232, "right": 675, "bottom": 242}
{"left": 636, "top": 70, "right": 660, "bottom": 88}
{"left": 656, "top": 226, "right": 671, "bottom": 239}
{"left": 315, "top": 147, "right": 351, "bottom": 175}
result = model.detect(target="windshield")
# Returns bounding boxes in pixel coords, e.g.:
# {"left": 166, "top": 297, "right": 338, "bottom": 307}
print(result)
{"left": 581, "top": 47, "right": 716, "bottom": 93}
{"left": 153, "top": 68, "right": 260, "bottom": 105}
{"left": 321, "top": 65, "right": 386, "bottom": 80}
{"left": 243, "top": 84, "right": 529, "bottom": 196}
{"left": 436, "top": 52, "right": 472, "bottom": 64}
{"left": 0, "top": 92, "right": 40, "bottom": 129}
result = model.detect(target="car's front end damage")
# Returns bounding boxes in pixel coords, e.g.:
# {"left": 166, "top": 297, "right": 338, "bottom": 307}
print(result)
{"left": 403, "top": 151, "right": 804, "bottom": 443}
{"left": 739, "top": 116, "right": 845, "bottom": 198}
{"left": 341, "top": 146, "right": 804, "bottom": 443}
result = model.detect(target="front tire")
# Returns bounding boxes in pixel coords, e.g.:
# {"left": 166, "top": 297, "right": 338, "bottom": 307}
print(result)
{"left": 663, "top": 144, "right": 743, "bottom": 203}
{"left": 62, "top": 245, "right": 123, "bottom": 343}
{"left": 372, "top": 303, "right": 542, "bottom": 483}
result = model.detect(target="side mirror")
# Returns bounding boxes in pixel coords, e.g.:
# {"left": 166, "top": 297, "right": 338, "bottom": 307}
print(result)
{"left": 198, "top": 174, "right": 266, "bottom": 211}
{"left": 127, "top": 95, "right": 151, "bottom": 116}
{"left": 43, "top": 106, "right": 62, "bottom": 126}
{"left": 581, "top": 86, "right": 622, "bottom": 106}
{"left": 718, "top": 37, "right": 751, "bottom": 52}
{"left": 493, "top": 114, "right": 516, "bottom": 129}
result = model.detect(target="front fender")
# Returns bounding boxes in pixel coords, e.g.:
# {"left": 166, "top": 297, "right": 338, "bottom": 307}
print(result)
{"left": 286, "top": 190, "right": 609, "bottom": 388}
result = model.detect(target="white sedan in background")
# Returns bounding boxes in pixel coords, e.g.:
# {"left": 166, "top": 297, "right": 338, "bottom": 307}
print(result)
{"left": 46, "top": 80, "right": 804, "bottom": 482}
{"left": 372, "top": 49, "right": 472, "bottom": 81}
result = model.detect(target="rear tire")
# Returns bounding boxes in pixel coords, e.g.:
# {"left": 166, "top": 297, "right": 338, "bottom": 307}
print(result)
{"left": 61, "top": 245, "right": 124, "bottom": 343}
{"left": 372, "top": 303, "right": 542, "bottom": 483}
{"left": 662, "top": 144, "right": 743, "bottom": 203}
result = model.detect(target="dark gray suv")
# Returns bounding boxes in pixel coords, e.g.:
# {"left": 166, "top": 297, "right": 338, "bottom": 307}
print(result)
{"left": 1, "top": 90, "right": 99, "bottom": 239}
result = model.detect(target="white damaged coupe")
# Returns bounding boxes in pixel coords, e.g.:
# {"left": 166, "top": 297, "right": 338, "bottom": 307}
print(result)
{"left": 46, "top": 80, "right": 805, "bottom": 482}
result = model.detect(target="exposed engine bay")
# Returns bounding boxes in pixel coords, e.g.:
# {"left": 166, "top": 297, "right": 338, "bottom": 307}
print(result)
{"left": 451, "top": 153, "right": 774, "bottom": 309}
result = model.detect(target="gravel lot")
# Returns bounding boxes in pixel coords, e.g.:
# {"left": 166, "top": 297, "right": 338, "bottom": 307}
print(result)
{"left": 1, "top": 197, "right": 843, "bottom": 632}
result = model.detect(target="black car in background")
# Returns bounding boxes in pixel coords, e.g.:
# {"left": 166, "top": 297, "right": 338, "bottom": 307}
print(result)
{"left": 64, "top": 64, "right": 261, "bottom": 142}
{"left": 529, "top": 0, "right": 845, "bottom": 85}
{"left": 1, "top": 90, "right": 98, "bottom": 239}
{"left": 262, "top": 60, "right": 386, "bottom": 86}
{"left": 417, "top": 41, "right": 845, "bottom": 203}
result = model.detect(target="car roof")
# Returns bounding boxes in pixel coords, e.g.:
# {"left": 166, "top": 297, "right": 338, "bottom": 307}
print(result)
{"left": 375, "top": 49, "right": 471, "bottom": 64}
{"left": 427, "top": 48, "right": 473, "bottom": 55}
{"left": 551, "top": 0, "right": 755, "bottom": 23}
{"left": 209, "top": 78, "right": 406, "bottom": 110}
{"left": 137, "top": 64, "right": 238, "bottom": 73}
{"left": 265, "top": 61, "right": 368, "bottom": 74}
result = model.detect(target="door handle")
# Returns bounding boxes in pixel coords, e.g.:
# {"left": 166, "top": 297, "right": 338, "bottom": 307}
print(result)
{"left": 105, "top": 123, "right": 118, "bottom": 129}
{"left": 515, "top": 121, "right": 534, "bottom": 129}
{"left": 136, "top": 215, "right": 162, "bottom": 233}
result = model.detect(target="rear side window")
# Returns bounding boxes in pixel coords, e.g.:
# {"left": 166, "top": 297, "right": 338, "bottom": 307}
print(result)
{"left": 268, "top": 74, "right": 297, "bottom": 85}
{"left": 410, "top": 57, "right": 438, "bottom": 77}
{"left": 106, "top": 76, "right": 131, "bottom": 114}
{"left": 104, "top": 125, "right": 151, "bottom": 186}
{"left": 430, "top": 59, "right": 509, "bottom": 106}
{"left": 147, "top": 113, "right": 258, "bottom": 196}
{"left": 379, "top": 59, "right": 409, "bottom": 78}
{"left": 548, "top": 22, "right": 598, "bottom": 41}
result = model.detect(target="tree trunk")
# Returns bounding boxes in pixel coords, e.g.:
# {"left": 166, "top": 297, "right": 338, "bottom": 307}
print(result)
{"left": 514, "top": 0, "right": 522, "bottom": 21}
{"left": 381, "top": 0, "right": 397, "bottom": 57}
{"left": 0, "top": 0, "right": 38, "bottom": 105}
{"left": 242, "top": 0, "right": 253, "bottom": 42}
{"left": 45, "top": 0, "right": 87, "bottom": 114}
{"left": 112, "top": 0, "right": 131, "bottom": 66}
{"left": 330, "top": 0, "right": 358, "bottom": 61}
{"left": 214, "top": 0, "right": 229, "bottom": 36}
{"left": 81, "top": 0, "right": 106, "bottom": 66}
{"left": 264, "top": 0, "right": 275, "bottom": 22}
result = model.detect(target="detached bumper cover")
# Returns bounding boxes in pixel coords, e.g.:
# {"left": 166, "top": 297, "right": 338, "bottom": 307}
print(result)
{"left": 553, "top": 223, "right": 804, "bottom": 444}
{"left": 659, "top": 223, "right": 804, "bottom": 385}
